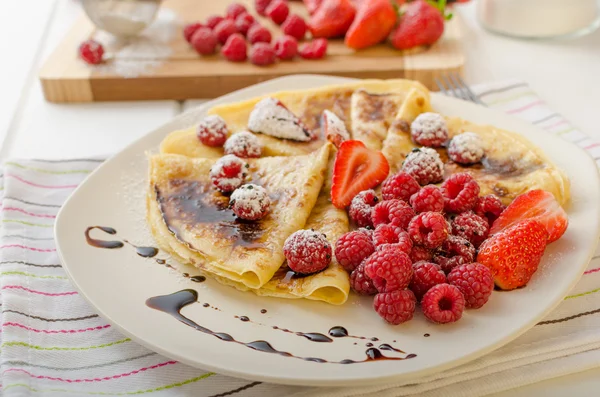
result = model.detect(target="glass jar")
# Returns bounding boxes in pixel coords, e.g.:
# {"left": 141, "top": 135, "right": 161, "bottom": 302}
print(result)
{"left": 81, "top": 0, "right": 162, "bottom": 38}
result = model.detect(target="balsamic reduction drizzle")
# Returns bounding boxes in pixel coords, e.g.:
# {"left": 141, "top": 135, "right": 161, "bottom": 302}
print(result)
{"left": 85, "top": 226, "right": 124, "bottom": 249}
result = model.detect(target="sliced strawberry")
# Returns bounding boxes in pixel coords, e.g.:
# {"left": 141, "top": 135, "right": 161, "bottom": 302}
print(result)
{"left": 478, "top": 219, "right": 548, "bottom": 290}
{"left": 489, "top": 190, "right": 568, "bottom": 243}
{"left": 331, "top": 140, "right": 390, "bottom": 208}
{"left": 321, "top": 110, "right": 349, "bottom": 148}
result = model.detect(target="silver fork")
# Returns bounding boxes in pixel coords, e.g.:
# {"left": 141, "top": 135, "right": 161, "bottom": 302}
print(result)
{"left": 434, "top": 72, "right": 487, "bottom": 106}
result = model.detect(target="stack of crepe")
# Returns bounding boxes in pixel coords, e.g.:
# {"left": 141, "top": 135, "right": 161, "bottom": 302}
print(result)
{"left": 147, "top": 79, "right": 569, "bottom": 305}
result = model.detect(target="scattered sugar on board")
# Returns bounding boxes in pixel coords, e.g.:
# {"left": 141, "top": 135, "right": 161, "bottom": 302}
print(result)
{"left": 411, "top": 112, "right": 448, "bottom": 141}
{"left": 247, "top": 98, "right": 312, "bottom": 142}
{"left": 230, "top": 184, "right": 270, "bottom": 218}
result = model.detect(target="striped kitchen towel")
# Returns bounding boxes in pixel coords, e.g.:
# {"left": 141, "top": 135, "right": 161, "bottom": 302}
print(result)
{"left": 0, "top": 79, "right": 599, "bottom": 397}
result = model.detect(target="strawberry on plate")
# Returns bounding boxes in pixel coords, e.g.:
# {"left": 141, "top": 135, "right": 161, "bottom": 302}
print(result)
{"left": 309, "top": 0, "right": 356, "bottom": 38}
{"left": 389, "top": 0, "right": 448, "bottom": 50}
{"left": 489, "top": 189, "right": 568, "bottom": 243}
{"left": 331, "top": 140, "right": 389, "bottom": 208}
{"left": 345, "top": 0, "right": 398, "bottom": 50}
{"left": 477, "top": 219, "right": 548, "bottom": 290}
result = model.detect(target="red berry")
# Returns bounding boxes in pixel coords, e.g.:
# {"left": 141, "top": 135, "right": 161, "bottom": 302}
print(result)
{"left": 190, "top": 27, "right": 218, "bottom": 55}
{"left": 408, "top": 212, "right": 448, "bottom": 250}
{"left": 410, "top": 112, "right": 448, "bottom": 147}
{"left": 389, "top": 0, "right": 445, "bottom": 50}
{"left": 372, "top": 199, "right": 415, "bottom": 230}
{"left": 221, "top": 33, "right": 248, "bottom": 62}
{"left": 410, "top": 185, "right": 444, "bottom": 213}
{"left": 381, "top": 172, "right": 420, "bottom": 202}
{"left": 335, "top": 230, "right": 375, "bottom": 272}
{"left": 364, "top": 246, "right": 413, "bottom": 293}
{"left": 206, "top": 15, "right": 225, "bottom": 29}
{"left": 183, "top": 22, "right": 204, "bottom": 43}
{"left": 209, "top": 155, "right": 247, "bottom": 193}
{"left": 249, "top": 42, "right": 276, "bottom": 66}
{"left": 266, "top": 0, "right": 290, "bottom": 25}
{"left": 299, "top": 38, "right": 328, "bottom": 59}
{"left": 226, "top": 3, "right": 248, "bottom": 20}
{"left": 372, "top": 225, "right": 412, "bottom": 254}
{"left": 274, "top": 35, "right": 298, "bottom": 60}
{"left": 402, "top": 148, "right": 444, "bottom": 186}
{"left": 441, "top": 172, "right": 480, "bottom": 213}
{"left": 410, "top": 245, "right": 433, "bottom": 263}
{"left": 79, "top": 40, "right": 104, "bottom": 65}
{"left": 451, "top": 211, "right": 489, "bottom": 248}
{"left": 474, "top": 195, "right": 505, "bottom": 226}
{"left": 235, "top": 13, "right": 256, "bottom": 36}
{"left": 421, "top": 284, "right": 465, "bottom": 324}
{"left": 224, "top": 131, "right": 262, "bottom": 158}
{"left": 196, "top": 115, "right": 228, "bottom": 146}
{"left": 448, "top": 263, "right": 494, "bottom": 309}
{"left": 322, "top": 109, "right": 349, "bottom": 148}
{"left": 230, "top": 184, "right": 271, "bottom": 221}
{"left": 348, "top": 190, "right": 379, "bottom": 228}
{"left": 350, "top": 261, "right": 377, "bottom": 295}
{"left": 433, "top": 235, "right": 475, "bottom": 274}
{"left": 281, "top": 14, "right": 307, "bottom": 40}
{"left": 409, "top": 261, "right": 446, "bottom": 301}
{"left": 373, "top": 290, "right": 416, "bottom": 325}
{"left": 284, "top": 229, "right": 332, "bottom": 274}
{"left": 247, "top": 24, "right": 273, "bottom": 44}
{"left": 448, "top": 132, "right": 485, "bottom": 165}
{"left": 255, "top": 0, "right": 273, "bottom": 16}
{"left": 214, "top": 19, "right": 238, "bottom": 45}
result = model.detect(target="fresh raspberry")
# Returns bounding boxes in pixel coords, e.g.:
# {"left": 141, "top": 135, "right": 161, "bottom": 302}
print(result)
{"left": 273, "top": 35, "right": 298, "bottom": 60}
{"left": 255, "top": 0, "right": 273, "bottom": 16}
{"left": 451, "top": 211, "right": 489, "bottom": 248}
{"left": 249, "top": 42, "right": 276, "bottom": 66}
{"left": 209, "top": 155, "right": 248, "bottom": 193}
{"left": 448, "top": 132, "right": 485, "bottom": 165}
{"left": 334, "top": 230, "right": 375, "bottom": 273}
{"left": 183, "top": 22, "right": 203, "bottom": 43}
{"left": 190, "top": 27, "right": 218, "bottom": 55}
{"left": 350, "top": 261, "right": 377, "bottom": 295}
{"left": 348, "top": 190, "right": 378, "bottom": 228}
{"left": 299, "top": 38, "right": 328, "bottom": 59}
{"left": 441, "top": 172, "right": 480, "bottom": 213}
{"left": 364, "top": 246, "right": 413, "bottom": 292}
{"left": 410, "top": 245, "right": 433, "bottom": 263}
{"left": 410, "top": 185, "right": 444, "bottom": 213}
{"left": 381, "top": 172, "right": 421, "bottom": 202}
{"left": 266, "top": 0, "right": 290, "bottom": 24}
{"left": 230, "top": 184, "right": 271, "bottom": 221}
{"left": 196, "top": 115, "right": 228, "bottom": 146}
{"left": 402, "top": 148, "right": 444, "bottom": 186}
{"left": 221, "top": 33, "right": 247, "bottom": 62}
{"left": 448, "top": 263, "right": 494, "bottom": 309}
{"left": 234, "top": 13, "right": 256, "bottom": 36}
{"left": 372, "top": 199, "right": 415, "bottom": 230}
{"left": 214, "top": 19, "right": 238, "bottom": 45}
{"left": 224, "top": 131, "right": 262, "bottom": 158}
{"left": 372, "top": 225, "right": 412, "bottom": 254}
{"left": 409, "top": 261, "right": 446, "bottom": 301}
{"left": 206, "top": 15, "right": 225, "bottom": 30}
{"left": 79, "top": 40, "right": 104, "bottom": 65}
{"left": 421, "top": 284, "right": 465, "bottom": 324}
{"left": 284, "top": 229, "right": 332, "bottom": 274}
{"left": 247, "top": 24, "right": 272, "bottom": 44}
{"left": 373, "top": 290, "right": 416, "bottom": 325}
{"left": 410, "top": 112, "right": 448, "bottom": 147}
{"left": 226, "top": 3, "right": 248, "bottom": 20}
{"left": 281, "top": 14, "right": 307, "bottom": 40}
{"left": 408, "top": 212, "right": 448, "bottom": 250}
{"left": 433, "top": 235, "right": 475, "bottom": 274}
{"left": 474, "top": 195, "right": 506, "bottom": 226}
{"left": 357, "top": 228, "right": 373, "bottom": 239}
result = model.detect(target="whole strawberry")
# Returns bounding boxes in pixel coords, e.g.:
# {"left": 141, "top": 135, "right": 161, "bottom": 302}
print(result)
{"left": 390, "top": 0, "right": 447, "bottom": 50}
{"left": 345, "top": 0, "right": 397, "bottom": 50}
{"left": 477, "top": 219, "right": 548, "bottom": 290}
{"left": 309, "top": 0, "right": 356, "bottom": 38}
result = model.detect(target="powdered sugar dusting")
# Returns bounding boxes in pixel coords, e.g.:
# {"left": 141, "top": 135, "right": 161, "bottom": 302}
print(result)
{"left": 283, "top": 229, "right": 332, "bottom": 274}
{"left": 323, "top": 110, "right": 349, "bottom": 146}
{"left": 248, "top": 98, "right": 312, "bottom": 141}
{"left": 209, "top": 155, "right": 247, "bottom": 192}
{"left": 411, "top": 112, "right": 448, "bottom": 147}
{"left": 448, "top": 132, "right": 485, "bottom": 164}
{"left": 402, "top": 148, "right": 444, "bottom": 185}
{"left": 230, "top": 184, "right": 270, "bottom": 220}
{"left": 224, "top": 131, "right": 263, "bottom": 158}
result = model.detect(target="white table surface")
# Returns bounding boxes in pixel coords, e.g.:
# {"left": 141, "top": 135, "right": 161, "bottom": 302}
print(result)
{"left": 1, "top": 0, "right": 599, "bottom": 395}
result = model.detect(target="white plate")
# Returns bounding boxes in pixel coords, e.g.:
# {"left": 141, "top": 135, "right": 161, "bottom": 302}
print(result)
{"left": 55, "top": 75, "right": 600, "bottom": 387}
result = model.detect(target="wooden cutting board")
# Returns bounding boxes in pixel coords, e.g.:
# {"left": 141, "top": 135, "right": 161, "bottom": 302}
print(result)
{"left": 39, "top": 0, "right": 464, "bottom": 103}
